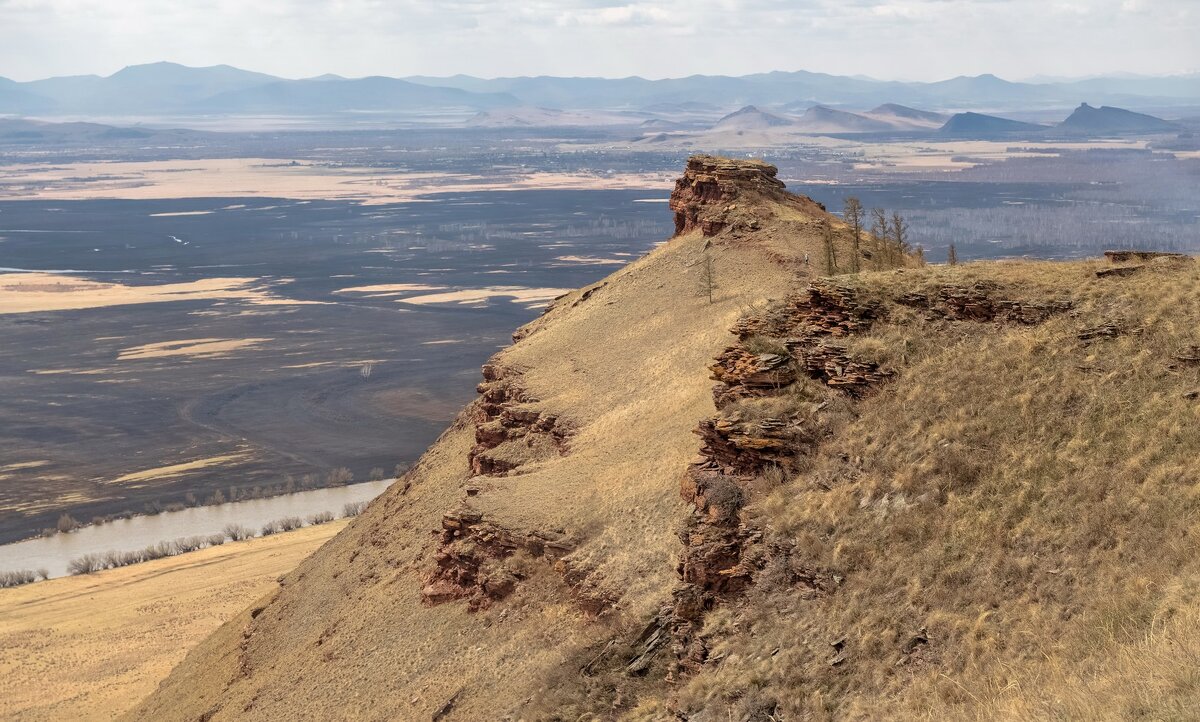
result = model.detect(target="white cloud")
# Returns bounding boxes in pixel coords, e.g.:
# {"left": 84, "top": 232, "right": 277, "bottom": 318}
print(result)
{"left": 0, "top": 0, "right": 1195, "bottom": 81}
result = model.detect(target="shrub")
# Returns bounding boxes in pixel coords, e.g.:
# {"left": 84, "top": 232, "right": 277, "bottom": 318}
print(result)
{"left": 261, "top": 520, "right": 282, "bottom": 536}
{"left": 68, "top": 554, "right": 104, "bottom": 575}
{"left": 368, "top": 467, "right": 385, "bottom": 481}
{"left": 163, "top": 502, "right": 186, "bottom": 513}
{"left": 343, "top": 501, "right": 368, "bottom": 518}
{"left": 0, "top": 569, "right": 40, "bottom": 588}
{"left": 307, "top": 511, "right": 335, "bottom": 525}
{"left": 327, "top": 467, "right": 353, "bottom": 487}
{"left": 206, "top": 533, "right": 226, "bottom": 547}
{"left": 36, "top": 568, "right": 49, "bottom": 581}
{"left": 224, "top": 523, "right": 252, "bottom": 541}
{"left": 56, "top": 514, "right": 80, "bottom": 533}
{"left": 277, "top": 516, "right": 304, "bottom": 532}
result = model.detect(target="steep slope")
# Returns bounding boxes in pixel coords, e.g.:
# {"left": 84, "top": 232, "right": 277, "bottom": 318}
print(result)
{"left": 129, "top": 159, "right": 1200, "bottom": 720}
{"left": 644, "top": 252, "right": 1200, "bottom": 720}
{"left": 127, "top": 157, "right": 859, "bottom": 721}
{"left": 1059, "top": 102, "right": 1177, "bottom": 133}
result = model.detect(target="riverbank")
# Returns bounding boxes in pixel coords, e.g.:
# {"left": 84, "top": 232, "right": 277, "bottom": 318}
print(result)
{"left": 0, "top": 479, "right": 388, "bottom": 579}
{"left": 0, "top": 520, "right": 346, "bottom": 720}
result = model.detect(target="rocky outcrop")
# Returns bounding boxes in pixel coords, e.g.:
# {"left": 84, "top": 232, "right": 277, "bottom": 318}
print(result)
{"left": 421, "top": 506, "right": 575, "bottom": 611}
{"left": 897, "top": 283, "right": 1071, "bottom": 324}
{"left": 1103, "top": 250, "right": 1188, "bottom": 264}
{"left": 668, "top": 155, "right": 787, "bottom": 237}
{"left": 469, "top": 361, "right": 570, "bottom": 476}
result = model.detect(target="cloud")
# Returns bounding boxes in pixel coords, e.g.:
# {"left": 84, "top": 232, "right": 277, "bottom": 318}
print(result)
{"left": 0, "top": 0, "right": 1195, "bottom": 82}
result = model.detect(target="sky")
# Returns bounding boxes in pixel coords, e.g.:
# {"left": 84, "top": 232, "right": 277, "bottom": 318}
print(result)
{"left": 0, "top": 0, "right": 1197, "bottom": 82}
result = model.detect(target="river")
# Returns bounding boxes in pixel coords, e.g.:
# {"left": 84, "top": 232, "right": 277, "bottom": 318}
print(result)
{"left": 0, "top": 479, "right": 392, "bottom": 579}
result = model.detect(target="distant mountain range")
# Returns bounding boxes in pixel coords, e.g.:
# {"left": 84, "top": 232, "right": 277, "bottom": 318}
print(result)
{"left": 700, "top": 102, "right": 1181, "bottom": 137}
{"left": 1, "top": 62, "right": 1199, "bottom": 118}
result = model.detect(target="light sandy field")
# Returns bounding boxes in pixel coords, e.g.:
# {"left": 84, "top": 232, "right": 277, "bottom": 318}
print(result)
{"left": 0, "top": 273, "right": 309, "bottom": 314}
{"left": 107, "top": 451, "right": 252, "bottom": 486}
{"left": 0, "top": 158, "right": 673, "bottom": 204}
{"left": 116, "top": 337, "right": 272, "bottom": 361}
{"left": 0, "top": 520, "right": 346, "bottom": 721}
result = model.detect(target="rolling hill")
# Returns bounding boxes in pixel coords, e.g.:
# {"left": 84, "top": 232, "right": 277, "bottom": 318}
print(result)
{"left": 940, "top": 111, "right": 1047, "bottom": 135}
{"left": 1059, "top": 102, "right": 1177, "bottom": 133}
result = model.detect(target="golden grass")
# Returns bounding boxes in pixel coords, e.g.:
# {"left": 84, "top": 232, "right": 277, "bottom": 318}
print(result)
{"left": 0, "top": 521, "right": 346, "bottom": 721}
{"left": 664, "top": 258, "right": 1200, "bottom": 720}
{"left": 126, "top": 189, "right": 843, "bottom": 722}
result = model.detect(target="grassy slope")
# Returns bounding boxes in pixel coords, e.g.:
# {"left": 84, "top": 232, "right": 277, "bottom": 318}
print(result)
{"left": 646, "top": 258, "right": 1200, "bottom": 720}
{"left": 0, "top": 521, "right": 345, "bottom": 721}
{"left": 125, "top": 166, "right": 1200, "bottom": 720}
{"left": 127, "top": 188, "right": 842, "bottom": 721}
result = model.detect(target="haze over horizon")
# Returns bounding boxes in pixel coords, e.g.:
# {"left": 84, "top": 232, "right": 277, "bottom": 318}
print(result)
{"left": 1, "top": 0, "right": 1197, "bottom": 83}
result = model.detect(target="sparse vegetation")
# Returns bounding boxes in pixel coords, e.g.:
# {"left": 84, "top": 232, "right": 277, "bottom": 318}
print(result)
{"left": 224, "top": 523, "right": 252, "bottom": 541}
{"left": 0, "top": 569, "right": 45, "bottom": 588}
{"left": 697, "top": 253, "right": 718, "bottom": 303}
{"left": 670, "top": 258, "right": 1200, "bottom": 720}
{"left": 307, "top": 511, "right": 335, "bottom": 525}
{"left": 64, "top": 511, "right": 342, "bottom": 575}
{"left": 342, "top": 501, "right": 368, "bottom": 517}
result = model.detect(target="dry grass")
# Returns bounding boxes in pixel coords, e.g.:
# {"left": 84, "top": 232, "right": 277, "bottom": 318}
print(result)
{"left": 0, "top": 521, "right": 346, "bottom": 721}
{"left": 127, "top": 178, "right": 845, "bottom": 722}
{"left": 666, "top": 258, "right": 1200, "bottom": 720}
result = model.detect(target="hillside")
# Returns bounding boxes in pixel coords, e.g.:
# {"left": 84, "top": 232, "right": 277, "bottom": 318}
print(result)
{"left": 865, "top": 103, "right": 948, "bottom": 130}
{"left": 792, "top": 105, "right": 896, "bottom": 133}
{"left": 710, "top": 105, "right": 795, "bottom": 131}
{"left": 1060, "top": 102, "right": 1176, "bottom": 133}
{"left": 940, "top": 111, "right": 1047, "bottom": 135}
{"left": 128, "top": 158, "right": 1200, "bottom": 720}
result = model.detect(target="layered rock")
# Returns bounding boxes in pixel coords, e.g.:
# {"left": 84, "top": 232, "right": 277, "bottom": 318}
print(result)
{"left": 469, "top": 361, "right": 570, "bottom": 476}
{"left": 668, "top": 154, "right": 788, "bottom": 237}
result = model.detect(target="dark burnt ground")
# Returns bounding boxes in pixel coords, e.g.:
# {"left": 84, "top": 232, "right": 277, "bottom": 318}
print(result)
{"left": 0, "top": 190, "right": 672, "bottom": 542}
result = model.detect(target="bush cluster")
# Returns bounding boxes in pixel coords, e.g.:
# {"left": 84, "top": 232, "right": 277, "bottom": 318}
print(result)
{"left": 0, "top": 569, "right": 49, "bottom": 588}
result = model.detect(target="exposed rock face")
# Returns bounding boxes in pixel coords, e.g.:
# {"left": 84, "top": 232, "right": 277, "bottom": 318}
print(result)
{"left": 668, "top": 154, "right": 787, "bottom": 237}
{"left": 469, "top": 361, "right": 570, "bottom": 476}
{"left": 896, "top": 282, "right": 1071, "bottom": 324}
{"left": 422, "top": 506, "right": 575, "bottom": 611}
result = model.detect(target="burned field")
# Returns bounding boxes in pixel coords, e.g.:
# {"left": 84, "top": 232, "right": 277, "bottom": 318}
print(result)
{"left": 0, "top": 190, "right": 672, "bottom": 541}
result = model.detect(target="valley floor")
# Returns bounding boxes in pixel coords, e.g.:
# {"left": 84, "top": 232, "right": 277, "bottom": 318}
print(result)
{"left": 0, "top": 520, "right": 346, "bottom": 720}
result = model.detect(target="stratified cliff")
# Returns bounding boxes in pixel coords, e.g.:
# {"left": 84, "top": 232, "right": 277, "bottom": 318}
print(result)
{"left": 127, "top": 156, "right": 853, "bottom": 721}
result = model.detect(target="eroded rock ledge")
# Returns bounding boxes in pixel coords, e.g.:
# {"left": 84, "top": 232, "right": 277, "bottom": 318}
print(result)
{"left": 668, "top": 154, "right": 789, "bottom": 237}
{"left": 668, "top": 275, "right": 1074, "bottom": 680}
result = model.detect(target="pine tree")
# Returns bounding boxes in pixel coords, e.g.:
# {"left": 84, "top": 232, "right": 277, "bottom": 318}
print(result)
{"left": 844, "top": 197, "right": 865, "bottom": 273}
{"left": 947, "top": 243, "right": 959, "bottom": 266}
